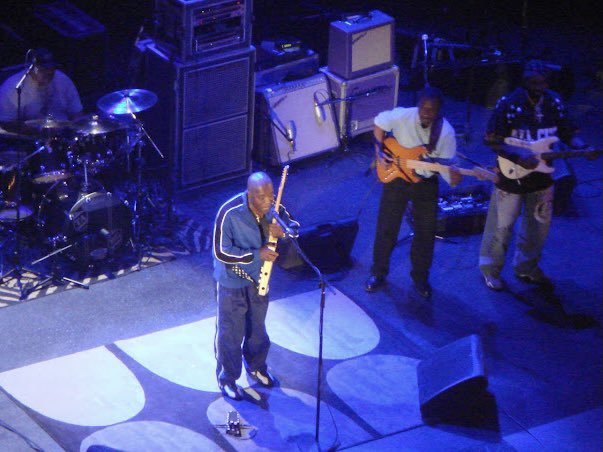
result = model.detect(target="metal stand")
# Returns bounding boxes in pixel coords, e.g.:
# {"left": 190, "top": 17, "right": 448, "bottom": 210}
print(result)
{"left": 286, "top": 236, "right": 337, "bottom": 449}
{"left": 0, "top": 145, "right": 56, "bottom": 299}
{"left": 126, "top": 113, "right": 165, "bottom": 271}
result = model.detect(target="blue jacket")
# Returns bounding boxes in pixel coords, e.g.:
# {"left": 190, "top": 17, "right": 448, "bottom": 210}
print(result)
{"left": 212, "top": 191, "right": 298, "bottom": 288}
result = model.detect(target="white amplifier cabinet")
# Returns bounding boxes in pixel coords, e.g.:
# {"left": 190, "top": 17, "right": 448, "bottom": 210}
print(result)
{"left": 254, "top": 74, "right": 340, "bottom": 166}
{"left": 320, "top": 65, "right": 399, "bottom": 138}
{"left": 327, "top": 10, "right": 395, "bottom": 80}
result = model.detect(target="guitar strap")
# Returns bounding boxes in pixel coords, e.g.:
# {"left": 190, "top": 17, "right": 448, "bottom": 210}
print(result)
{"left": 425, "top": 116, "right": 443, "bottom": 153}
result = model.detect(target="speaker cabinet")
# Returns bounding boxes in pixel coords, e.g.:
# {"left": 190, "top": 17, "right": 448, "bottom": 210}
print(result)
{"left": 321, "top": 65, "right": 399, "bottom": 138}
{"left": 254, "top": 74, "right": 340, "bottom": 166}
{"left": 327, "top": 10, "right": 395, "bottom": 80}
{"left": 417, "top": 335, "right": 488, "bottom": 420}
{"left": 143, "top": 43, "right": 255, "bottom": 189}
{"left": 277, "top": 218, "right": 358, "bottom": 273}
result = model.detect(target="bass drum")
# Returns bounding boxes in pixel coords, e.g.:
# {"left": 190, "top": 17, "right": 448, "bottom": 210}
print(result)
{"left": 37, "top": 177, "right": 132, "bottom": 263}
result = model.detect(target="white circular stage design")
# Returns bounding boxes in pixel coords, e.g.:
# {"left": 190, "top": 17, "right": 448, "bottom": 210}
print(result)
{"left": 266, "top": 287, "right": 380, "bottom": 359}
{"left": 207, "top": 386, "right": 372, "bottom": 450}
{"left": 80, "top": 421, "right": 223, "bottom": 451}
{"left": 327, "top": 354, "right": 423, "bottom": 435}
{"left": 0, "top": 347, "right": 144, "bottom": 426}
{"left": 116, "top": 317, "right": 250, "bottom": 392}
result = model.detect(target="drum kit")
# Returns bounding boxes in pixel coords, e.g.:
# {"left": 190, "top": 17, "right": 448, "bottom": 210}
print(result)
{"left": 0, "top": 89, "right": 165, "bottom": 299}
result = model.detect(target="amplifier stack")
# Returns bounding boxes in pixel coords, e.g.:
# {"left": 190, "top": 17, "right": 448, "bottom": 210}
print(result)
{"left": 322, "top": 10, "right": 399, "bottom": 139}
{"left": 143, "top": 0, "right": 255, "bottom": 189}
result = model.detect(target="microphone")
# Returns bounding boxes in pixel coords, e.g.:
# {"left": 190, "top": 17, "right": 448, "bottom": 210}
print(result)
{"left": 270, "top": 208, "right": 299, "bottom": 238}
{"left": 421, "top": 34, "right": 429, "bottom": 60}
{"left": 313, "top": 93, "right": 325, "bottom": 124}
{"left": 285, "top": 120, "right": 296, "bottom": 149}
{"left": 15, "top": 49, "right": 35, "bottom": 91}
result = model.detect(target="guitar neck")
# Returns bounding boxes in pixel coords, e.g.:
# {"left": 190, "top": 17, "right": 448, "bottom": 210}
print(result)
{"left": 542, "top": 149, "right": 603, "bottom": 161}
{"left": 407, "top": 160, "right": 471, "bottom": 176}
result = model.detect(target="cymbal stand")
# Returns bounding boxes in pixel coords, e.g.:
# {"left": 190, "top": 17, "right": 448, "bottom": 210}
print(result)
{"left": 126, "top": 114, "right": 166, "bottom": 271}
{"left": 0, "top": 144, "right": 50, "bottom": 299}
{"left": 19, "top": 238, "right": 90, "bottom": 297}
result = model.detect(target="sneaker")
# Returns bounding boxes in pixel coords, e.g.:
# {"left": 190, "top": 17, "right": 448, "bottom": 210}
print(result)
{"left": 219, "top": 382, "right": 244, "bottom": 400}
{"left": 483, "top": 273, "right": 506, "bottom": 291}
{"left": 413, "top": 280, "right": 432, "bottom": 298}
{"left": 248, "top": 369, "right": 275, "bottom": 387}
{"left": 516, "top": 270, "right": 552, "bottom": 286}
{"left": 365, "top": 275, "right": 385, "bottom": 292}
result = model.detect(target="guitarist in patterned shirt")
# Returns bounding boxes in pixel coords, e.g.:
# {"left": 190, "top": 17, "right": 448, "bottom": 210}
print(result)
{"left": 479, "top": 60, "right": 587, "bottom": 291}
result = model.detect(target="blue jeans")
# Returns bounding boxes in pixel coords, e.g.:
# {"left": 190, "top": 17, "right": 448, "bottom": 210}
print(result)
{"left": 479, "top": 186, "right": 553, "bottom": 278}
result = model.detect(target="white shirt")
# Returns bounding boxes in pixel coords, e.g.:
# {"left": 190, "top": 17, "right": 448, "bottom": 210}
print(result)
{"left": 0, "top": 69, "right": 82, "bottom": 122}
{"left": 374, "top": 106, "right": 457, "bottom": 180}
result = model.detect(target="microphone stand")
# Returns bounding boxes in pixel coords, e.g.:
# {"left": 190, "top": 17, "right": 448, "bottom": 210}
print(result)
{"left": 285, "top": 234, "right": 336, "bottom": 447}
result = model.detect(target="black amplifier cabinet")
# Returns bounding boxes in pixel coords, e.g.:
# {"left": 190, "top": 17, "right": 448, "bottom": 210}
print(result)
{"left": 154, "top": 0, "right": 252, "bottom": 62}
{"left": 143, "top": 43, "right": 255, "bottom": 189}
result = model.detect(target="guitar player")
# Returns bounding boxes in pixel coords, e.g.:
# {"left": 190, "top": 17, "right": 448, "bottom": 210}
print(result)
{"left": 479, "top": 60, "right": 587, "bottom": 291}
{"left": 365, "top": 86, "right": 462, "bottom": 299}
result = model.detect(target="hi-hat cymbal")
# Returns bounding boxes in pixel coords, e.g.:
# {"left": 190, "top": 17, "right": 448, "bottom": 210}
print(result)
{"left": 24, "top": 116, "right": 72, "bottom": 131}
{"left": 97, "top": 89, "right": 158, "bottom": 115}
{"left": 72, "top": 114, "right": 126, "bottom": 135}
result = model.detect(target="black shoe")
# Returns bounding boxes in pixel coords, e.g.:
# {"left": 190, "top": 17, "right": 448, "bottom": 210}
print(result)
{"left": 219, "top": 382, "right": 244, "bottom": 400}
{"left": 248, "top": 369, "right": 275, "bottom": 387}
{"left": 413, "top": 280, "right": 432, "bottom": 298}
{"left": 516, "top": 270, "right": 552, "bottom": 286}
{"left": 365, "top": 275, "right": 385, "bottom": 292}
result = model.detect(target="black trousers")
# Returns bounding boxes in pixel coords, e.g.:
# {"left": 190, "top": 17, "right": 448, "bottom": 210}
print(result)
{"left": 371, "top": 176, "right": 439, "bottom": 283}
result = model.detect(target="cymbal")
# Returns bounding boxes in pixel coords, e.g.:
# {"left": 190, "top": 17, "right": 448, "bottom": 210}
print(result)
{"left": 97, "top": 89, "right": 158, "bottom": 115}
{"left": 72, "top": 114, "right": 127, "bottom": 135}
{"left": 24, "top": 117, "right": 72, "bottom": 131}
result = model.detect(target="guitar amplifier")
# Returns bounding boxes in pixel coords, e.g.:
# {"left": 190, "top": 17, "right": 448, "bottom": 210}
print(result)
{"left": 327, "top": 10, "right": 395, "bottom": 79}
{"left": 320, "top": 65, "right": 399, "bottom": 138}
{"left": 254, "top": 74, "right": 340, "bottom": 166}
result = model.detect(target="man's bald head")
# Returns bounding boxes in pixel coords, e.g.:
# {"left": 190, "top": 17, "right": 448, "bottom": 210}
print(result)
{"left": 247, "top": 172, "right": 273, "bottom": 191}
{"left": 247, "top": 172, "right": 274, "bottom": 217}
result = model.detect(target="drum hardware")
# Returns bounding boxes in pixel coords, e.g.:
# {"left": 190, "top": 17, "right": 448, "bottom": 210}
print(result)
{"left": 97, "top": 88, "right": 166, "bottom": 271}
{"left": 0, "top": 144, "right": 89, "bottom": 299}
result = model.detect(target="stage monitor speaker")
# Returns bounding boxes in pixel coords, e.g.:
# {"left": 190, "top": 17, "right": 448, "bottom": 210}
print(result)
{"left": 254, "top": 74, "right": 340, "bottom": 166}
{"left": 277, "top": 218, "right": 358, "bottom": 273}
{"left": 417, "top": 335, "right": 488, "bottom": 421}
{"left": 321, "top": 65, "right": 399, "bottom": 138}
{"left": 143, "top": 43, "right": 255, "bottom": 189}
{"left": 327, "top": 10, "right": 395, "bottom": 80}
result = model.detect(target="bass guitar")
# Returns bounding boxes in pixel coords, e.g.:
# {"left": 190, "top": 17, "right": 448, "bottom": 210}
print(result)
{"left": 258, "top": 165, "right": 289, "bottom": 296}
{"left": 498, "top": 136, "right": 602, "bottom": 179}
{"left": 377, "top": 137, "right": 499, "bottom": 184}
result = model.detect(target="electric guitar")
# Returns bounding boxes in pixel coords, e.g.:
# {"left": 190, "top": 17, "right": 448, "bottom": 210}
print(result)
{"left": 257, "top": 165, "right": 289, "bottom": 296}
{"left": 377, "top": 137, "right": 499, "bottom": 184}
{"left": 498, "top": 136, "right": 602, "bottom": 179}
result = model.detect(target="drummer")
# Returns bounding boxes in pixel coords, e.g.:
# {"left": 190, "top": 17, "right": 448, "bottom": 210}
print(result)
{"left": 0, "top": 48, "right": 82, "bottom": 123}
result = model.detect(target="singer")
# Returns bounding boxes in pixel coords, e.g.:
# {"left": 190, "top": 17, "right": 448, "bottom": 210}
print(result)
{"left": 212, "top": 171, "right": 299, "bottom": 400}
{"left": 0, "top": 48, "right": 82, "bottom": 123}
